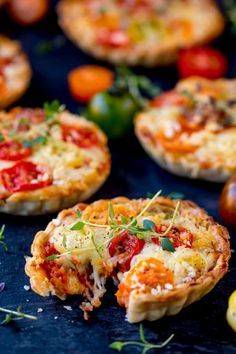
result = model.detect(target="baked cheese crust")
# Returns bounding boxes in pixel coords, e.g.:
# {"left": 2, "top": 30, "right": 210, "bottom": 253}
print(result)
{"left": 135, "top": 77, "right": 236, "bottom": 182}
{"left": 0, "top": 36, "right": 31, "bottom": 108}
{"left": 0, "top": 107, "right": 110, "bottom": 215}
{"left": 25, "top": 196, "right": 230, "bottom": 323}
{"left": 57, "top": 0, "right": 224, "bottom": 67}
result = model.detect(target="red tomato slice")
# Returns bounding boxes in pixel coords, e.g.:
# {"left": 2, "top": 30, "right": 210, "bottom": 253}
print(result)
{"left": 152, "top": 225, "right": 193, "bottom": 248}
{"left": 97, "top": 29, "right": 130, "bottom": 48}
{"left": 62, "top": 125, "right": 99, "bottom": 148}
{"left": 0, "top": 141, "right": 32, "bottom": 161}
{"left": 1, "top": 161, "right": 52, "bottom": 193}
{"left": 108, "top": 231, "right": 145, "bottom": 272}
{"left": 150, "top": 90, "right": 191, "bottom": 108}
{"left": 177, "top": 47, "right": 228, "bottom": 80}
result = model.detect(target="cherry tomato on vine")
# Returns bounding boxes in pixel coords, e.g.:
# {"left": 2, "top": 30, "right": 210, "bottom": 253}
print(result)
{"left": 219, "top": 176, "right": 236, "bottom": 228}
{"left": 177, "top": 47, "right": 228, "bottom": 79}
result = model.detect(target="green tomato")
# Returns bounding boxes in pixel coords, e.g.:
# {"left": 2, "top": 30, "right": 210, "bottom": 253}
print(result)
{"left": 86, "top": 92, "right": 140, "bottom": 139}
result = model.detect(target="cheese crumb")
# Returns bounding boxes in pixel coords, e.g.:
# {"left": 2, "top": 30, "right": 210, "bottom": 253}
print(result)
{"left": 63, "top": 305, "right": 72, "bottom": 311}
{"left": 24, "top": 285, "right": 30, "bottom": 291}
{"left": 37, "top": 308, "right": 43, "bottom": 313}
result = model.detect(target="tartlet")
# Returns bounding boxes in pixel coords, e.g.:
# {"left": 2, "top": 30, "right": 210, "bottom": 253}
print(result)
{"left": 26, "top": 195, "right": 230, "bottom": 322}
{"left": 0, "top": 105, "right": 110, "bottom": 215}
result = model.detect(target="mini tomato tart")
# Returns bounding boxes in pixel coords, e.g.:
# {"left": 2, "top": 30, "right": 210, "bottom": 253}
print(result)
{"left": 0, "top": 104, "right": 110, "bottom": 215}
{"left": 0, "top": 35, "right": 31, "bottom": 108}
{"left": 135, "top": 77, "right": 236, "bottom": 182}
{"left": 25, "top": 195, "right": 230, "bottom": 323}
{"left": 57, "top": 0, "right": 224, "bottom": 67}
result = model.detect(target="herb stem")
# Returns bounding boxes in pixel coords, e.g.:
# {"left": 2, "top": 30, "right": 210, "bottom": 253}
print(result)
{"left": 0, "top": 307, "right": 37, "bottom": 321}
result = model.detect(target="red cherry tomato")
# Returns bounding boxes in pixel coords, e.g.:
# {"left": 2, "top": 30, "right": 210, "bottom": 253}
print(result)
{"left": 62, "top": 125, "right": 99, "bottom": 148}
{"left": 150, "top": 90, "right": 190, "bottom": 108}
{"left": 152, "top": 225, "right": 193, "bottom": 248}
{"left": 0, "top": 141, "right": 31, "bottom": 161}
{"left": 97, "top": 30, "right": 130, "bottom": 48}
{"left": 219, "top": 175, "right": 236, "bottom": 228}
{"left": 177, "top": 47, "right": 228, "bottom": 79}
{"left": 15, "top": 108, "right": 45, "bottom": 124}
{"left": 108, "top": 231, "right": 145, "bottom": 272}
{"left": 1, "top": 161, "right": 52, "bottom": 193}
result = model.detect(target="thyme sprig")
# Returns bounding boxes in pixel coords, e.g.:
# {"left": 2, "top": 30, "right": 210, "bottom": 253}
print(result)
{"left": 0, "top": 225, "right": 7, "bottom": 251}
{"left": 110, "top": 324, "right": 174, "bottom": 353}
{"left": 0, "top": 306, "right": 37, "bottom": 325}
{"left": 46, "top": 191, "right": 180, "bottom": 262}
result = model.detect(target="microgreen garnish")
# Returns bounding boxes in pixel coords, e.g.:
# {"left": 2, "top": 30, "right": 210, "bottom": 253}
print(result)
{"left": 36, "top": 35, "right": 66, "bottom": 55}
{"left": 22, "top": 135, "right": 48, "bottom": 148}
{"left": 0, "top": 306, "right": 37, "bottom": 325}
{"left": 46, "top": 191, "right": 180, "bottom": 262}
{"left": 43, "top": 100, "right": 65, "bottom": 121}
{"left": 0, "top": 134, "right": 4, "bottom": 143}
{"left": 168, "top": 192, "right": 185, "bottom": 200}
{"left": 222, "top": 0, "right": 236, "bottom": 35}
{"left": 0, "top": 225, "right": 8, "bottom": 251}
{"left": 110, "top": 324, "right": 174, "bottom": 353}
{"left": 110, "top": 66, "right": 162, "bottom": 109}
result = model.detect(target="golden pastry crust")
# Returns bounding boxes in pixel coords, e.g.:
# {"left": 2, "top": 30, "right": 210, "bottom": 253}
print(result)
{"left": 57, "top": 0, "right": 224, "bottom": 67}
{"left": 135, "top": 77, "right": 236, "bottom": 182}
{"left": 25, "top": 196, "right": 230, "bottom": 323}
{"left": 0, "top": 108, "right": 110, "bottom": 215}
{"left": 0, "top": 36, "right": 31, "bottom": 108}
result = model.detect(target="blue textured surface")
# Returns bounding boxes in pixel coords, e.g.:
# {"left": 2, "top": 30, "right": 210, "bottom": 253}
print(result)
{"left": 0, "top": 1, "right": 236, "bottom": 353}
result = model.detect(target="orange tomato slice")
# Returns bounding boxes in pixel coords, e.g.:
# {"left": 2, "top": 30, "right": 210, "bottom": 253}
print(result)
{"left": 116, "top": 258, "right": 174, "bottom": 307}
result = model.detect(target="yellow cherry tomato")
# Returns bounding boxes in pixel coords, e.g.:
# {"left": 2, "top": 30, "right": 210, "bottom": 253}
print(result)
{"left": 226, "top": 290, "right": 236, "bottom": 331}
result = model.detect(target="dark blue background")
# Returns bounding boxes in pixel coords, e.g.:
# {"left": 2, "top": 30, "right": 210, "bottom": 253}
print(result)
{"left": 0, "top": 1, "right": 236, "bottom": 353}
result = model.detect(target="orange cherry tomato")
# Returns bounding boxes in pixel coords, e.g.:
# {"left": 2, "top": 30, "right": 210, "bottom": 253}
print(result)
{"left": 68, "top": 65, "right": 114, "bottom": 104}
{"left": 177, "top": 47, "right": 228, "bottom": 80}
{"left": 7, "top": 0, "right": 48, "bottom": 26}
{"left": 219, "top": 175, "right": 236, "bottom": 228}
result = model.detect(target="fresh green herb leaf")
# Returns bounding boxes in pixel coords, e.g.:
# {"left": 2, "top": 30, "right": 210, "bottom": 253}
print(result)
{"left": 120, "top": 215, "right": 128, "bottom": 224}
{"left": 22, "top": 135, "right": 48, "bottom": 148}
{"left": 46, "top": 254, "right": 60, "bottom": 261}
{"left": 36, "top": 35, "right": 66, "bottom": 55}
{"left": 66, "top": 257, "right": 77, "bottom": 270}
{"left": 0, "top": 225, "right": 8, "bottom": 252}
{"left": 160, "top": 238, "right": 175, "bottom": 252}
{"left": 110, "top": 342, "right": 125, "bottom": 351}
{"left": 222, "top": 0, "right": 236, "bottom": 35}
{"left": 76, "top": 210, "right": 82, "bottom": 218}
{"left": 0, "top": 306, "right": 37, "bottom": 325}
{"left": 109, "top": 203, "right": 115, "bottom": 223}
{"left": 43, "top": 100, "right": 65, "bottom": 121}
{"left": 62, "top": 233, "right": 67, "bottom": 249}
{"left": 71, "top": 221, "right": 85, "bottom": 231}
{"left": 143, "top": 219, "right": 155, "bottom": 230}
{"left": 0, "top": 134, "right": 4, "bottom": 143}
{"left": 110, "top": 324, "right": 174, "bottom": 353}
{"left": 167, "top": 192, "right": 185, "bottom": 200}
